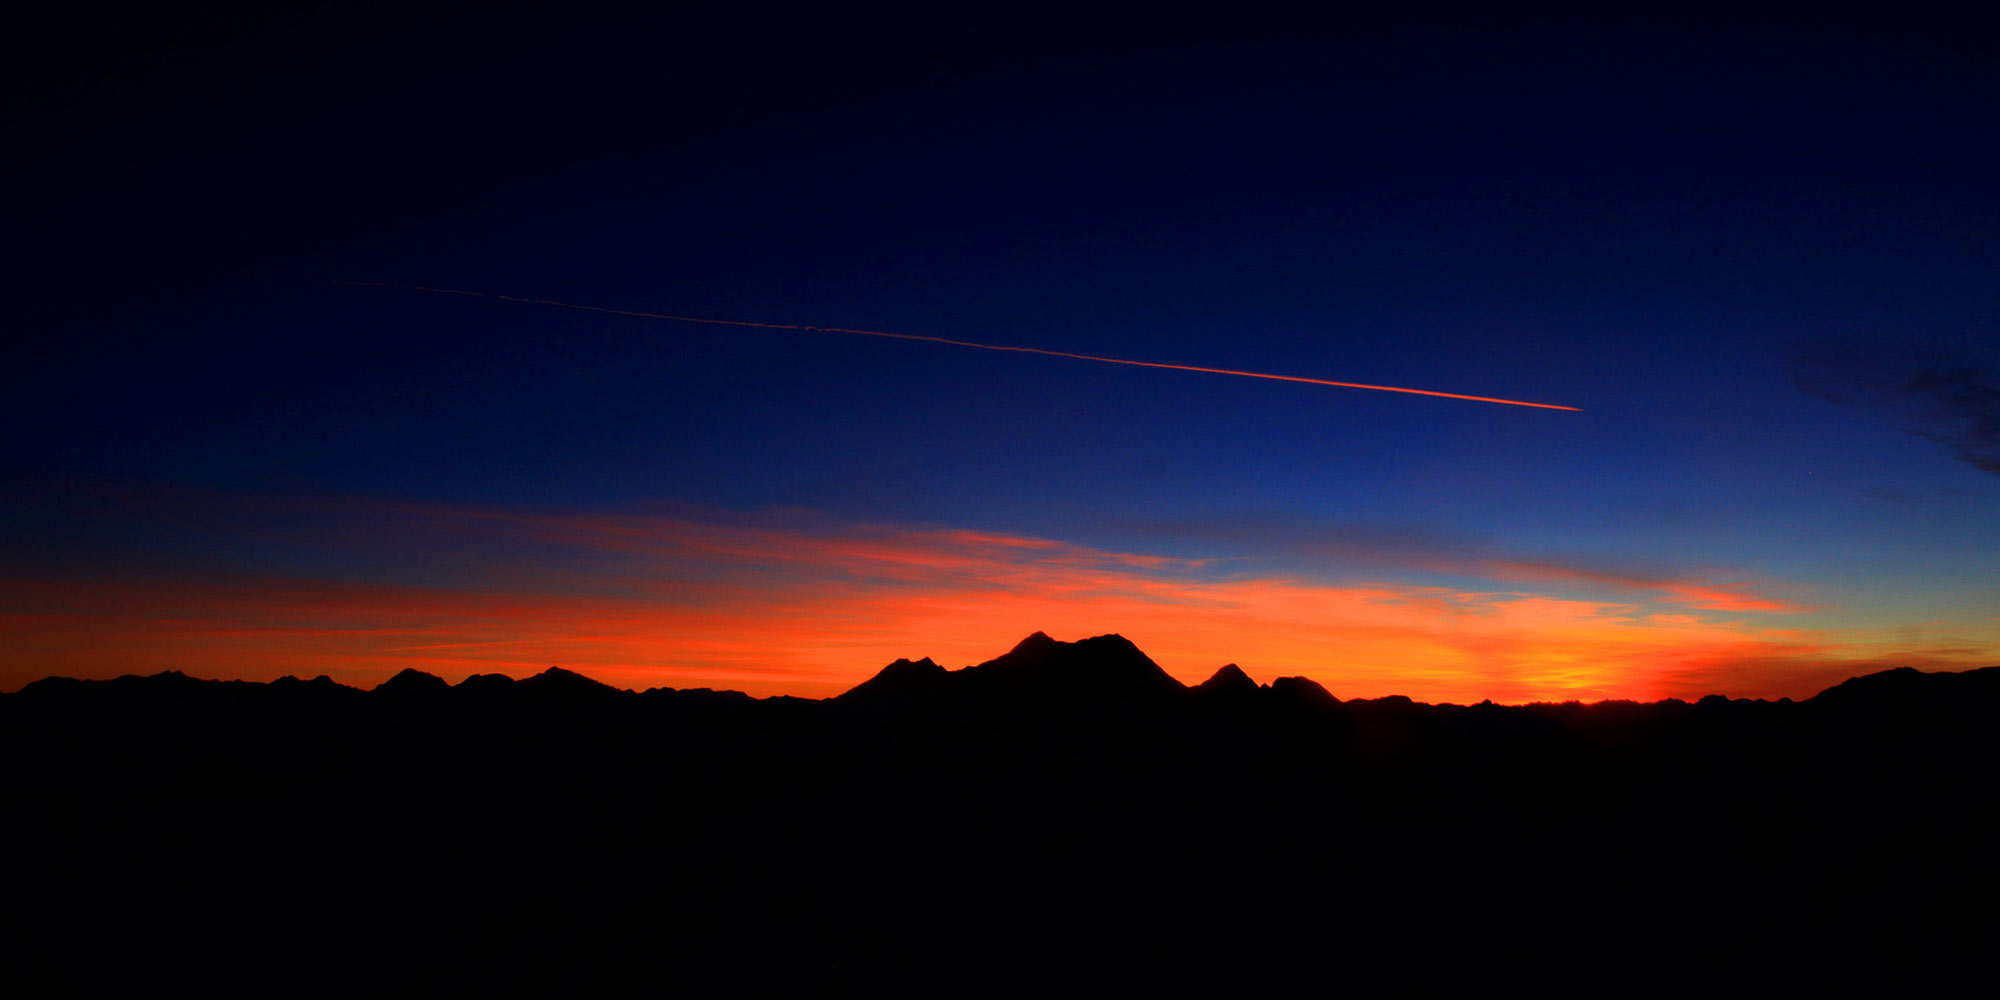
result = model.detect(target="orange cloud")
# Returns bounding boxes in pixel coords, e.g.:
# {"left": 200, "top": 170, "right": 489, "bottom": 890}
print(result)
{"left": 1471, "top": 560, "right": 1810, "bottom": 613}
{"left": 2, "top": 499, "right": 1989, "bottom": 702}
{"left": 1092, "top": 512, "right": 1808, "bottom": 613}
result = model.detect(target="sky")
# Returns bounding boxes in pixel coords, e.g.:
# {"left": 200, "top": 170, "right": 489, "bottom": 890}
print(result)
{"left": 5, "top": 6, "right": 1997, "bottom": 701}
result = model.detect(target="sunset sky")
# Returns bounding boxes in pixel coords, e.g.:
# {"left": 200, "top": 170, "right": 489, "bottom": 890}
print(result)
{"left": 6, "top": 7, "right": 1996, "bottom": 701}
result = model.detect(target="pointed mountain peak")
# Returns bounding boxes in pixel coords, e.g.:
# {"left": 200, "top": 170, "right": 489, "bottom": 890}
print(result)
{"left": 1010, "top": 631, "right": 1060, "bottom": 654}
{"left": 1194, "top": 663, "right": 1259, "bottom": 697}
{"left": 838, "top": 656, "right": 947, "bottom": 702}
{"left": 868, "top": 656, "right": 946, "bottom": 683}
{"left": 520, "top": 666, "right": 621, "bottom": 695}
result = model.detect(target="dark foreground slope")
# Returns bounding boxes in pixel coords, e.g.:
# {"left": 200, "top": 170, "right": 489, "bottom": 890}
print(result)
{"left": 7, "top": 634, "right": 1997, "bottom": 991}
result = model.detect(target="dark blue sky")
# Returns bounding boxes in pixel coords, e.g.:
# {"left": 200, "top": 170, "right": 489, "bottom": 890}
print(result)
{"left": 5, "top": 6, "right": 1996, "bottom": 698}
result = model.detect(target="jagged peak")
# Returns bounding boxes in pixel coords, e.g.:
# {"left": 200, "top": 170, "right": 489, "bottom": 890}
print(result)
{"left": 521, "top": 666, "right": 621, "bottom": 693}
{"left": 837, "top": 654, "right": 949, "bottom": 701}
{"left": 1194, "top": 663, "right": 1258, "bottom": 696}
{"left": 874, "top": 656, "right": 944, "bottom": 677}
{"left": 1010, "top": 631, "right": 1061, "bottom": 655}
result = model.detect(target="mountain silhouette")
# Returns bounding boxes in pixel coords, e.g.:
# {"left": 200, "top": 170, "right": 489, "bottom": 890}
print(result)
{"left": 953, "top": 631, "right": 1186, "bottom": 703}
{"left": 4, "top": 633, "right": 1995, "bottom": 990}
{"left": 453, "top": 672, "right": 519, "bottom": 697}
{"left": 1191, "top": 663, "right": 1258, "bottom": 698}
{"left": 837, "top": 632, "right": 1187, "bottom": 721}
{"left": 1268, "top": 674, "right": 1341, "bottom": 709}
{"left": 373, "top": 666, "right": 450, "bottom": 697}
{"left": 517, "top": 664, "right": 623, "bottom": 699}
{"left": 836, "top": 656, "right": 947, "bottom": 704}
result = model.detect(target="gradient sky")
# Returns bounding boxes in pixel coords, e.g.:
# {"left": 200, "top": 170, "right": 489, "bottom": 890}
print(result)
{"left": 6, "top": 7, "right": 1996, "bottom": 701}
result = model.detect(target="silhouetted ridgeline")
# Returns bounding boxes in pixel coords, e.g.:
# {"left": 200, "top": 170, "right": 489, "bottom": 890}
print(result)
{"left": 7, "top": 633, "right": 1996, "bottom": 990}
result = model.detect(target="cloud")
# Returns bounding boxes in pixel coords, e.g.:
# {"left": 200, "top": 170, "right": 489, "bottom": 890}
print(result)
{"left": 1104, "top": 512, "right": 1809, "bottom": 612}
{"left": 1794, "top": 338, "right": 2000, "bottom": 478}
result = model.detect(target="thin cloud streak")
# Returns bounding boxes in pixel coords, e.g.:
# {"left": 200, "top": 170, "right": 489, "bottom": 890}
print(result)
{"left": 327, "top": 280, "right": 1584, "bottom": 411}
{"left": 1478, "top": 560, "right": 1806, "bottom": 613}
{"left": 1105, "top": 512, "right": 1810, "bottom": 612}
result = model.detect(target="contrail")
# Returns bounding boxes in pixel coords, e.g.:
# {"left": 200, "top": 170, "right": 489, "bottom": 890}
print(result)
{"left": 324, "top": 280, "right": 1582, "bottom": 411}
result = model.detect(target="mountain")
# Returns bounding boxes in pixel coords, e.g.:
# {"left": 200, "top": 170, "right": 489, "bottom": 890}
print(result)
{"left": 1268, "top": 674, "right": 1341, "bottom": 709}
{"left": 838, "top": 632, "right": 1187, "bottom": 715}
{"left": 517, "top": 664, "right": 624, "bottom": 699}
{"left": 1191, "top": 663, "right": 1258, "bottom": 699}
{"left": 836, "top": 656, "right": 947, "bottom": 705}
{"left": 1807, "top": 662, "right": 2000, "bottom": 712}
{"left": 4, "top": 635, "right": 1996, "bottom": 990}
{"left": 8, "top": 636, "right": 1996, "bottom": 720}
{"left": 373, "top": 667, "right": 450, "bottom": 698}
{"left": 974, "top": 630, "right": 1183, "bottom": 701}
{"left": 453, "top": 672, "right": 519, "bottom": 697}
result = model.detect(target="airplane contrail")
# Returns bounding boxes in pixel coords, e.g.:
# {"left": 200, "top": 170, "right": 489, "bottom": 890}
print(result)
{"left": 324, "top": 279, "right": 1583, "bottom": 411}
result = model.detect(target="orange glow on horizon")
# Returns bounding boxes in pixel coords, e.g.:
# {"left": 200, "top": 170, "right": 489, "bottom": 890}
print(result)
{"left": 3, "top": 500, "right": 1989, "bottom": 702}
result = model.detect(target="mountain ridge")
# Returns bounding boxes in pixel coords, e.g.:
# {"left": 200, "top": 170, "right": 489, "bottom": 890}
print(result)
{"left": 8, "top": 630, "right": 1997, "bottom": 707}
{"left": 7, "top": 631, "right": 1994, "bottom": 990}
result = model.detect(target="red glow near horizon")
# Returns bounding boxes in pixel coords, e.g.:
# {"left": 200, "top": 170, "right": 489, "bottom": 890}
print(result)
{"left": 3, "top": 499, "right": 1988, "bottom": 702}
